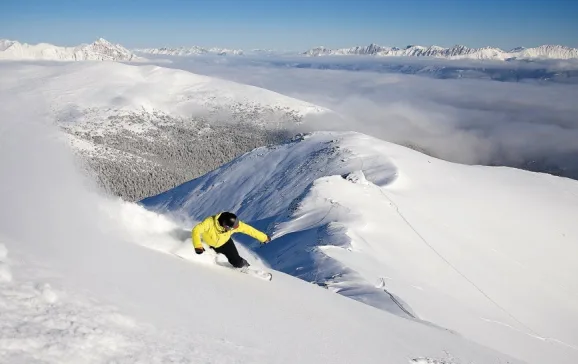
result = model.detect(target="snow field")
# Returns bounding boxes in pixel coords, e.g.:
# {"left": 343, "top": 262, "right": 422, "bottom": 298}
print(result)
{"left": 0, "top": 245, "right": 246, "bottom": 364}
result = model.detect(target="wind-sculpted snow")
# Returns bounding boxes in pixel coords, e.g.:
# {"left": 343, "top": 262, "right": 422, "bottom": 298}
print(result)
{"left": 142, "top": 131, "right": 578, "bottom": 364}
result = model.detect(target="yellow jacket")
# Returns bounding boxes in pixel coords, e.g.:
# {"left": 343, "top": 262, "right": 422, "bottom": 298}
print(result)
{"left": 192, "top": 213, "right": 268, "bottom": 249}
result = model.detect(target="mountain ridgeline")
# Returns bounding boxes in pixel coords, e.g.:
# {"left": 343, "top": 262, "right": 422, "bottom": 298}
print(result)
{"left": 0, "top": 38, "right": 142, "bottom": 61}
{"left": 3, "top": 37, "right": 576, "bottom": 62}
{"left": 303, "top": 43, "right": 578, "bottom": 60}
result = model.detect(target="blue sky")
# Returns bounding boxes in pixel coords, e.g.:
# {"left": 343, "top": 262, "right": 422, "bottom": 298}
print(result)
{"left": 1, "top": 0, "right": 577, "bottom": 50}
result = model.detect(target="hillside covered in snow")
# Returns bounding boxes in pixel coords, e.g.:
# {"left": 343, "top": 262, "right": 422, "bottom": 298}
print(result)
{"left": 141, "top": 132, "right": 578, "bottom": 364}
{"left": 1, "top": 53, "right": 577, "bottom": 364}
{"left": 0, "top": 38, "right": 143, "bottom": 61}
{"left": 0, "top": 61, "right": 328, "bottom": 200}
{"left": 1, "top": 103, "right": 528, "bottom": 363}
{"left": 304, "top": 43, "right": 578, "bottom": 60}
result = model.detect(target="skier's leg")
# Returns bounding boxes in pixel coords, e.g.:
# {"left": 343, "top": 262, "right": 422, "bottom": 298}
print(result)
{"left": 214, "top": 239, "right": 249, "bottom": 268}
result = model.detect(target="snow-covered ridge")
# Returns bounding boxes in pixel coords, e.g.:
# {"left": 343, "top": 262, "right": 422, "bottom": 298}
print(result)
{"left": 304, "top": 43, "right": 578, "bottom": 60}
{"left": 142, "top": 131, "right": 578, "bottom": 364}
{"left": 0, "top": 61, "right": 325, "bottom": 122}
{"left": 136, "top": 46, "right": 244, "bottom": 56}
{"left": 0, "top": 38, "right": 143, "bottom": 61}
{"left": 0, "top": 61, "right": 329, "bottom": 200}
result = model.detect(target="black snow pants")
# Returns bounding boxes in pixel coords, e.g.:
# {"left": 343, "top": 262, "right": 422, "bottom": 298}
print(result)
{"left": 212, "top": 239, "right": 249, "bottom": 268}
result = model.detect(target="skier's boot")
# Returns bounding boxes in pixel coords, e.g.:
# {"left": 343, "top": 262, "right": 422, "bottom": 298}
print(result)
{"left": 238, "top": 258, "right": 250, "bottom": 272}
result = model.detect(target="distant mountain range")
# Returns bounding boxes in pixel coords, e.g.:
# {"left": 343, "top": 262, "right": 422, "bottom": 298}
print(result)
{"left": 303, "top": 43, "right": 578, "bottom": 60}
{"left": 0, "top": 38, "right": 143, "bottom": 61}
{"left": 138, "top": 43, "right": 578, "bottom": 61}
{"left": 134, "top": 46, "right": 244, "bottom": 56}
{"left": 1, "top": 38, "right": 577, "bottom": 62}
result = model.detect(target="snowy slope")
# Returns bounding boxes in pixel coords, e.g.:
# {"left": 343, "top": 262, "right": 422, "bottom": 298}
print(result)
{"left": 0, "top": 61, "right": 325, "bottom": 125}
{"left": 142, "top": 132, "right": 578, "bottom": 364}
{"left": 0, "top": 110, "right": 523, "bottom": 364}
{"left": 0, "top": 61, "right": 329, "bottom": 200}
{"left": 304, "top": 43, "right": 578, "bottom": 60}
{"left": 0, "top": 38, "right": 143, "bottom": 61}
{"left": 0, "top": 218, "right": 523, "bottom": 364}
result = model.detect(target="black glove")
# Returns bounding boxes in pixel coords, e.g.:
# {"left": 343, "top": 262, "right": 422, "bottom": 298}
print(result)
{"left": 195, "top": 247, "right": 205, "bottom": 255}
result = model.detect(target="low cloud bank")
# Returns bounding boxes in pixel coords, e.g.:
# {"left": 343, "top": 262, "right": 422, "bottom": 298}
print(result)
{"left": 151, "top": 55, "right": 578, "bottom": 179}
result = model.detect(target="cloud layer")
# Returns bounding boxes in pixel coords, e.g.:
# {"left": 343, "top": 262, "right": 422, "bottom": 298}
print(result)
{"left": 151, "top": 55, "right": 578, "bottom": 178}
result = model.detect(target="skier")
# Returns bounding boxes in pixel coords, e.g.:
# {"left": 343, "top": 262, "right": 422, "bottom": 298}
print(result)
{"left": 192, "top": 211, "right": 270, "bottom": 269}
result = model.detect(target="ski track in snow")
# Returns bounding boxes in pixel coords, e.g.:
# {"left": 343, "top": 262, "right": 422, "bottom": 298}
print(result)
{"left": 410, "top": 358, "right": 455, "bottom": 364}
{"left": 480, "top": 318, "right": 578, "bottom": 351}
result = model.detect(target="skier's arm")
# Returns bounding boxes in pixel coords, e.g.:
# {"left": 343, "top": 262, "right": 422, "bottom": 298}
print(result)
{"left": 236, "top": 221, "right": 269, "bottom": 243}
{"left": 191, "top": 219, "right": 209, "bottom": 249}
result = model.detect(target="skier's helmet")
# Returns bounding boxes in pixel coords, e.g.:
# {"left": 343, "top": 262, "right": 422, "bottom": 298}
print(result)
{"left": 218, "top": 212, "right": 239, "bottom": 231}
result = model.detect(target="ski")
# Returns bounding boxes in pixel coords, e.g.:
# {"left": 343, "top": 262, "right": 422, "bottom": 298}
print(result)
{"left": 240, "top": 267, "right": 273, "bottom": 281}
{"left": 172, "top": 252, "right": 272, "bottom": 281}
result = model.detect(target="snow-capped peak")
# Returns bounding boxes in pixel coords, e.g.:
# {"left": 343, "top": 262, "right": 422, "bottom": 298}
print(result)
{"left": 0, "top": 39, "right": 16, "bottom": 52}
{"left": 302, "top": 46, "right": 329, "bottom": 56}
{"left": 0, "top": 38, "right": 144, "bottom": 62}
{"left": 513, "top": 44, "right": 578, "bottom": 60}
{"left": 94, "top": 37, "right": 113, "bottom": 46}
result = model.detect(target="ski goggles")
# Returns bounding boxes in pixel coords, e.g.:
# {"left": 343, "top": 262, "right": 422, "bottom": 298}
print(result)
{"left": 223, "top": 218, "right": 239, "bottom": 231}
